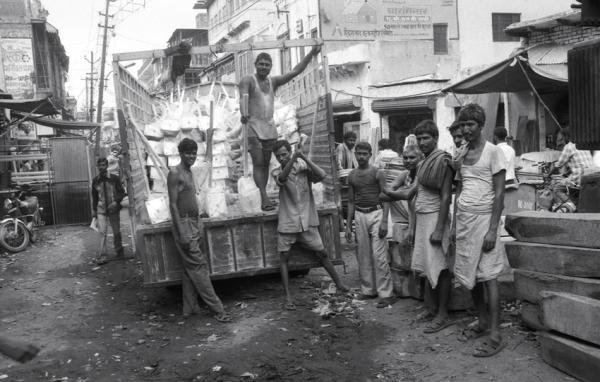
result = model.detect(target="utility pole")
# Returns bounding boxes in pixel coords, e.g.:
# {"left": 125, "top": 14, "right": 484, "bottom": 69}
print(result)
{"left": 97, "top": 0, "right": 115, "bottom": 125}
{"left": 84, "top": 51, "right": 99, "bottom": 122}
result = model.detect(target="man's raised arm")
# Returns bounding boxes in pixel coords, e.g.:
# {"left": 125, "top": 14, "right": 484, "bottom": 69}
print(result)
{"left": 274, "top": 46, "right": 321, "bottom": 88}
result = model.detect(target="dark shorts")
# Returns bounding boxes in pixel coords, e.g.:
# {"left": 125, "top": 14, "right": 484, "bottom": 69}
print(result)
{"left": 247, "top": 136, "right": 276, "bottom": 152}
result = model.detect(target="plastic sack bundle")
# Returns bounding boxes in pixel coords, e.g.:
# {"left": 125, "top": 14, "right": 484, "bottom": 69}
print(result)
{"left": 237, "top": 176, "right": 261, "bottom": 214}
{"left": 206, "top": 186, "right": 228, "bottom": 217}
{"left": 144, "top": 122, "right": 164, "bottom": 140}
{"left": 146, "top": 196, "right": 172, "bottom": 224}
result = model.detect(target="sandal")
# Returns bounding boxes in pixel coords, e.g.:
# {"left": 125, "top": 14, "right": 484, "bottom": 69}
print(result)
{"left": 473, "top": 338, "right": 506, "bottom": 357}
{"left": 415, "top": 310, "right": 436, "bottom": 323}
{"left": 213, "top": 312, "right": 232, "bottom": 323}
{"left": 261, "top": 203, "right": 276, "bottom": 211}
{"left": 458, "top": 325, "right": 489, "bottom": 342}
{"left": 94, "top": 256, "right": 108, "bottom": 265}
{"left": 423, "top": 317, "right": 454, "bottom": 334}
{"left": 376, "top": 297, "right": 396, "bottom": 308}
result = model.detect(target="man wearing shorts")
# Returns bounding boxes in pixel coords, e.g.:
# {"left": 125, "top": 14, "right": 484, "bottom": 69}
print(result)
{"left": 454, "top": 104, "right": 506, "bottom": 357}
{"left": 272, "top": 140, "right": 348, "bottom": 310}
{"left": 239, "top": 46, "right": 321, "bottom": 211}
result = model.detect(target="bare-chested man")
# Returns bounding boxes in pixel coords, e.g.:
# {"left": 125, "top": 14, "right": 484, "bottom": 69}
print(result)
{"left": 239, "top": 46, "right": 321, "bottom": 211}
{"left": 167, "top": 138, "right": 231, "bottom": 322}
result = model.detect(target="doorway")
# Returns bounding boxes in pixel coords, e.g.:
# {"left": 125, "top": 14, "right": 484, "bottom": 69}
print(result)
{"left": 388, "top": 109, "right": 434, "bottom": 152}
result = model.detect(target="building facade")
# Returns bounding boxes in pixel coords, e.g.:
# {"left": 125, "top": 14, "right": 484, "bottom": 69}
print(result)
{"left": 0, "top": 0, "right": 68, "bottom": 106}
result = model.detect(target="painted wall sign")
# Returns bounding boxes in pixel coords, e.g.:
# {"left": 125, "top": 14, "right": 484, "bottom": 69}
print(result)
{"left": 320, "top": 0, "right": 433, "bottom": 41}
{"left": 0, "top": 38, "right": 35, "bottom": 99}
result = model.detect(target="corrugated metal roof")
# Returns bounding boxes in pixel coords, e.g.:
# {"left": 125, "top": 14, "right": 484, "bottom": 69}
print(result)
{"left": 528, "top": 43, "right": 573, "bottom": 65}
{"left": 506, "top": 10, "right": 581, "bottom": 36}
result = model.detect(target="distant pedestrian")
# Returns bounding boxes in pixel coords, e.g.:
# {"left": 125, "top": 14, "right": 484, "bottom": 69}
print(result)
{"left": 272, "top": 140, "right": 348, "bottom": 310}
{"left": 92, "top": 157, "right": 125, "bottom": 265}
{"left": 380, "top": 144, "right": 422, "bottom": 251}
{"left": 336, "top": 131, "right": 358, "bottom": 171}
{"left": 493, "top": 127, "right": 517, "bottom": 189}
{"left": 167, "top": 138, "right": 231, "bottom": 322}
{"left": 374, "top": 138, "right": 400, "bottom": 169}
{"left": 546, "top": 127, "right": 596, "bottom": 211}
{"left": 346, "top": 141, "right": 395, "bottom": 308}
{"left": 449, "top": 121, "right": 467, "bottom": 171}
{"left": 453, "top": 104, "right": 506, "bottom": 357}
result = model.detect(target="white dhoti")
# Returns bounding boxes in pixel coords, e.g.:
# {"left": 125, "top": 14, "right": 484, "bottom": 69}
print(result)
{"left": 453, "top": 208, "right": 505, "bottom": 290}
{"left": 411, "top": 211, "right": 450, "bottom": 289}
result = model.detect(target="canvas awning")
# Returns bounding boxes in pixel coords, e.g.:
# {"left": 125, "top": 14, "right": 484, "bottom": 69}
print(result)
{"left": 0, "top": 96, "right": 59, "bottom": 115}
{"left": 442, "top": 54, "right": 567, "bottom": 94}
{"left": 13, "top": 113, "right": 100, "bottom": 130}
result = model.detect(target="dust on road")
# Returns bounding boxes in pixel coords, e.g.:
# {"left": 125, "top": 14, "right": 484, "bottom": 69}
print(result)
{"left": 0, "top": 221, "right": 569, "bottom": 381}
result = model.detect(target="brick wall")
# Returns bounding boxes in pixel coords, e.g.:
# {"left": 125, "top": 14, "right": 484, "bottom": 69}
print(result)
{"left": 530, "top": 25, "right": 600, "bottom": 45}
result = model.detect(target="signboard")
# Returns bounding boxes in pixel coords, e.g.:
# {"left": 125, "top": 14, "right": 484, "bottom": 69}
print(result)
{"left": 0, "top": 38, "right": 35, "bottom": 99}
{"left": 320, "top": 0, "right": 433, "bottom": 41}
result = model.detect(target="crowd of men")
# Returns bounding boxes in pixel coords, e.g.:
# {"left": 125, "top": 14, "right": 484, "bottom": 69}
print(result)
{"left": 89, "top": 50, "right": 598, "bottom": 358}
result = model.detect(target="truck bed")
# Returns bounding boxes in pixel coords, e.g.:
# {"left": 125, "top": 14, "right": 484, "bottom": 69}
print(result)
{"left": 135, "top": 206, "right": 341, "bottom": 287}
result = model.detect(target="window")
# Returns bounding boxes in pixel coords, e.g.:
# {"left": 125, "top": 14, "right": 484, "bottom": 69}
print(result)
{"left": 433, "top": 23, "right": 448, "bottom": 55}
{"left": 492, "top": 13, "right": 520, "bottom": 42}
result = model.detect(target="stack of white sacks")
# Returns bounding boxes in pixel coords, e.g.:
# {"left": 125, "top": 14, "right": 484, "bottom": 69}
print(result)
{"left": 143, "top": 92, "right": 302, "bottom": 223}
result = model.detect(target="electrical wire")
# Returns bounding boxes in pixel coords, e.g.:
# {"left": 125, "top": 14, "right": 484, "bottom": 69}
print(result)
{"left": 331, "top": 87, "right": 441, "bottom": 100}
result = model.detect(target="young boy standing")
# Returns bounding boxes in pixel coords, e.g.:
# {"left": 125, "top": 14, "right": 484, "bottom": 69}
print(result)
{"left": 346, "top": 141, "right": 395, "bottom": 308}
{"left": 272, "top": 140, "right": 348, "bottom": 310}
{"left": 454, "top": 104, "right": 507, "bottom": 357}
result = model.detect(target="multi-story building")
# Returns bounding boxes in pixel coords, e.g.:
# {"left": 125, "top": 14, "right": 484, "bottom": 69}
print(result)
{"left": 0, "top": 0, "right": 68, "bottom": 107}
{"left": 137, "top": 28, "right": 210, "bottom": 93}
{"left": 194, "top": 0, "right": 278, "bottom": 82}
{"left": 194, "top": 0, "right": 572, "bottom": 152}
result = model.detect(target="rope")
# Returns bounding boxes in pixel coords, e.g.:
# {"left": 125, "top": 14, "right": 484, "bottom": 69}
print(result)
{"left": 516, "top": 58, "right": 562, "bottom": 129}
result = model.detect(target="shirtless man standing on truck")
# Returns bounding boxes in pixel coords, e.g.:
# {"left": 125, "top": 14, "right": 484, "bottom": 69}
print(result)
{"left": 167, "top": 138, "right": 231, "bottom": 322}
{"left": 239, "top": 45, "right": 321, "bottom": 211}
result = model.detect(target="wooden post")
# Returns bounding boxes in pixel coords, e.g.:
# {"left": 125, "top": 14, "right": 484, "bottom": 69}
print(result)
{"left": 207, "top": 100, "right": 214, "bottom": 187}
{"left": 241, "top": 94, "right": 249, "bottom": 177}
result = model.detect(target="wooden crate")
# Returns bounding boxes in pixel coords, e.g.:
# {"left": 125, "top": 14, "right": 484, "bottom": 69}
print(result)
{"left": 135, "top": 207, "right": 342, "bottom": 286}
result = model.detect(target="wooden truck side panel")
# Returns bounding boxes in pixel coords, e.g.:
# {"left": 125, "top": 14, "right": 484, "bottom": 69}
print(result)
{"left": 136, "top": 208, "right": 340, "bottom": 286}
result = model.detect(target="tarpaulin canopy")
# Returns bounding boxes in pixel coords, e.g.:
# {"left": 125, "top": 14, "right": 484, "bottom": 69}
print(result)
{"left": 13, "top": 113, "right": 100, "bottom": 130}
{"left": 442, "top": 55, "right": 568, "bottom": 94}
{"left": 0, "top": 97, "right": 59, "bottom": 115}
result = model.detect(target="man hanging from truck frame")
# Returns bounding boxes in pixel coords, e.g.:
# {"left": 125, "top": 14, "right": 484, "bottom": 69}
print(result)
{"left": 239, "top": 44, "right": 321, "bottom": 211}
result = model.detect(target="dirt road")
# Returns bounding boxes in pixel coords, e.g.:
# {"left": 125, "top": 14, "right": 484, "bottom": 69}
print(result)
{"left": 0, "top": 214, "right": 569, "bottom": 381}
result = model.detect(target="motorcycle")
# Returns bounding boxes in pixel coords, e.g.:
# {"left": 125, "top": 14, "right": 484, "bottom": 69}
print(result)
{"left": 536, "top": 161, "right": 579, "bottom": 213}
{"left": 0, "top": 187, "right": 44, "bottom": 252}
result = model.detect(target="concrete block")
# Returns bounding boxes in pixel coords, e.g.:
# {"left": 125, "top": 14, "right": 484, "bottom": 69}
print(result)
{"left": 540, "top": 332, "right": 600, "bottom": 382}
{"left": 540, "top": 291, "right": 600, "bottom": 347}
{"left": 514, "top": 269, "right": 600, "bottom": 304}
{"left": 506, "top": 241, "right": 600, "bottom": 278}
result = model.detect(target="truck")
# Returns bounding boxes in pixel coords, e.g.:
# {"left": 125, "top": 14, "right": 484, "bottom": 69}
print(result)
{"left": 111, "top": 38, "right": 344, "bottom": 287}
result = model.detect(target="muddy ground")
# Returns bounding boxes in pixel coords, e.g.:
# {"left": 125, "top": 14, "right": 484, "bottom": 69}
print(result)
{"left": 0, "top": 210, "right": 571, "bottom": 382}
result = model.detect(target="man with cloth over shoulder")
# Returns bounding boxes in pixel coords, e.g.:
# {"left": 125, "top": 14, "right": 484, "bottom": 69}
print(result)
{"left": 384, "top": 121, "right": 454, "bottom": 333}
